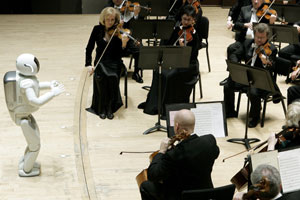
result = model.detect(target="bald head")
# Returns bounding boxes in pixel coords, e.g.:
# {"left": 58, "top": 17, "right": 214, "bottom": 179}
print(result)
{"left": 174, "top": 109, "right": 195, "bottom": 135}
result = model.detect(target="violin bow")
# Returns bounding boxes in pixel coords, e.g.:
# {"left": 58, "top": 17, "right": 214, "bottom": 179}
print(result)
{"left": 223, "top": 127, "right": 289, "bottom": 162}
{"left": 169, "top": 0, "right": 179, "bottom": 12}
{"left": 92, "top": 28, "right": 118, "bottom": 75}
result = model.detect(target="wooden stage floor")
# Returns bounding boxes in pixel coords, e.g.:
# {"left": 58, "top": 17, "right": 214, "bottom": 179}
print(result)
{"left": 0, "top": 7, "right": 291, "bottom": 200}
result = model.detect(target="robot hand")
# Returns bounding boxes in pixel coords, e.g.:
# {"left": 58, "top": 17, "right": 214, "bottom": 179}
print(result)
{"left": 50, "top": 80, "right": 59, "bottom": 88}
{"left": 51, "top": 83, "right": 65, "bottom": 96}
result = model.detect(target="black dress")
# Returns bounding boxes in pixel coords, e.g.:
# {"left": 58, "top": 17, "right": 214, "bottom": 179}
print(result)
{"left": 142, "top": 26, "right": 199, "bottom": 117}
{"left": 85, "top": 25, "right": 124, "bottom": 115}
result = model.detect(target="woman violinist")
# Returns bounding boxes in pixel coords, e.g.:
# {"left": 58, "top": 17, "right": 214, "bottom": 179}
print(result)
{"left": 140, "top": 5, "right": 200, "bottom": 118}
{"left": 85, "top": 7, "right": 129, "bottom": 120}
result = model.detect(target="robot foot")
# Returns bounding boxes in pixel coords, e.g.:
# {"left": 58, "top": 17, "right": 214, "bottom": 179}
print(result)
{"left": 19, "top": 168, "right": 40, "bottom": 177}
{"left": 19, "top": 160, "right": 41, "bottom": 170}
{"left": 18, "top": 162, "right": 41, "bottom": 177}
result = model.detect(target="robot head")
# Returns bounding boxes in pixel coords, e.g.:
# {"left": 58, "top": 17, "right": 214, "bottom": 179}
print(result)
{"left": 16, "top": 53, "right": 40, "bottom": 76}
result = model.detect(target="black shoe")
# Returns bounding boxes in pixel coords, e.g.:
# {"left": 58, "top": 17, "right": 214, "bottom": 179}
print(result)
{"left": 272, "top": 94, "right": 281, "bottom": 104}
{"left": 138, "top": 102, "right": 146, "bottom": 109}
{"left": 107, "top": 112, "right": 114, "bottom": 120}
{"left": 99, "top": 113, "right": 106, "bottom": 119}
{"left": 219, "top": 77, "right": 229, "bottom": 86}
{"left": 226, "top": 111, "right": 238, "bottom": 118}
{"left": 248, "top": 118, "right": 260, "bottom": 128}
{"left": 132, "top": 72, "right": 143, "bottom": 83}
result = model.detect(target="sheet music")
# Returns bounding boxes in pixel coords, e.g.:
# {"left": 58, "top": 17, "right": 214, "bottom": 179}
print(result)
{"left": 278, "top": 148, "right": 300, "bottom": 193}
{"left": 190, "top": 102, "right": 226, "bottom": 138}
{"left": 251, "top": 150, "right": 279, "bottom": 172}
{"left": 169, "top": 111, "right": 179, "bottom": 127}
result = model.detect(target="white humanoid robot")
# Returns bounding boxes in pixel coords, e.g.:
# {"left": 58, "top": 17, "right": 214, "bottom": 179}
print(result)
{"left": 3, "top": 53, "right": 64, "bottom": 177}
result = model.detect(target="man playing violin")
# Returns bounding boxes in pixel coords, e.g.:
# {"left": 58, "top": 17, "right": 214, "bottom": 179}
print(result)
{"left": 233, "top": 164, "right": 282, "bottom": 200}
{"left": 139, "top": 109, "right": 219, "bottom": 200}
{"left": 224, "top": 23, "right": 279, "bottom": 128}
{"left": 234, "top": 0, "right": 276, "bottom": 42}
{"left": 106, "top": 0, "right": 144, "bottom": 83}
{"left": 267, "top": 100, "right": 300, "bottom": 151}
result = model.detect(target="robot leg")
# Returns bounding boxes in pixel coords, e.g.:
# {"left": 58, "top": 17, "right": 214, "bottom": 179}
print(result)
{"left": 19, "top": 115, "right": 41, "bottom": 177}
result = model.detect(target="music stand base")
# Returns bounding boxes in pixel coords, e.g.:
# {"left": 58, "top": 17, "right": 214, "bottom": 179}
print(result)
{"left": 227, "top": 138, "right": 260, "bottom": 150}
{"left": 143, "top": 123, "right": 167, "bottom": 135}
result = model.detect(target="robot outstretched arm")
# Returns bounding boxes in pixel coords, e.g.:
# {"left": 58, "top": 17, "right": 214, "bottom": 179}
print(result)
{"left": 39, "top": 80, "right": 59, "bottom": 89}
{"left": 23, "top": 80, "right": 65, "bottom": 107}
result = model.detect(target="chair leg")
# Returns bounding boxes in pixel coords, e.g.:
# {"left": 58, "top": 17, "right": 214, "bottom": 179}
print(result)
{"left": 206, "top": 40, "right": 211, "bottom": 72}
{"left": 125, "top": 71, "right": 128, "bottom": 108}
{"left": 192, "top": 85, "right": 195, "bottom": 103}
{"left": 281, "top": 98, "right": 287, "bottom": 116}
{"left": 129, "top": 55, "right": 133, "bottom": 70}
{"left": 198, "top": 73, "right": 203, "bottom": 99}
{"left": 236, "top": 92, "right": 242, "bottom": 117}
{"left": 261, "top": 99, "right": 267, "bottom": 127}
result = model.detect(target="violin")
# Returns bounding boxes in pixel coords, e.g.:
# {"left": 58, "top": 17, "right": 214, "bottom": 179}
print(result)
{"left": 255, "top": 42, "right": 272, "bottom": 59}
{"left": 175, "top": 25, "right": 195, "bottom": 46}
{"left": 119, "top": 0, "right": 151, "bottom": 13}
{"left": 191, "top": 0, "right": 201, "bottom": 14}
{"left": 183, "top": 0, "right": 201, "bottom": 14}
{"left": 135, "top": 130, "right": 191, "bottom": 187}
{"left": 107, "top": 23, "right": 140, "bottom": 45}
{"left": 246, "top": 40, "right": 274, "bottom": 66}
{"left": 256, "top": 0, "right": 277, "bottom": 23}
{"left": 242, "top": 177, "right": 271, "bottom": 200}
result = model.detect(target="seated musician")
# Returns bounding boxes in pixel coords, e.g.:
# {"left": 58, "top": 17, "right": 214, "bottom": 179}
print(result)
{"left": 268, "top": 100, "right": 300, "bottom": 151}
{"left": 224, "top": 23, "right": 279, "bottom": 128}
{"left": 175, "top": 0, "right": 203, "bottom": 48}
{"left": 106, "top": 0, "right": 143, "bottom": 83}
{"left": 226, "top": 0, "right": 277, "bottom": 62}
{"left": 85, "top": 7, "right": 128, "bottom": 120}
{"left": 139, "top": 109, "right": 220, "bottom": 200}
{"left": 233, "top": 164, "right": 282, "bottom": 200}
{"left": 139, "top": 5, "right": 200, "bottom": 118}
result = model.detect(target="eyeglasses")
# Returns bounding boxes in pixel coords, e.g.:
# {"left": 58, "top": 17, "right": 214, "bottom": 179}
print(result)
{"left": 181, "top": 17, "right": 194, "bottom": 22}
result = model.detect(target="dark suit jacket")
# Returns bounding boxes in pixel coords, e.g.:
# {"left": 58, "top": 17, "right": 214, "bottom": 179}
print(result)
{"left": 277, "top": 190, "right": 300, "bottom": 200}
{"left": 228, "top": 39, "right": 278, "bottom": 70}
{"left": 234, "top": 5, "right": 270, "bottom": 42}
{"left": 228, "top": 0, "right": 252, "bottom": 23}
{"left": 147, "top": 134, "right": 220, "bottom": 200}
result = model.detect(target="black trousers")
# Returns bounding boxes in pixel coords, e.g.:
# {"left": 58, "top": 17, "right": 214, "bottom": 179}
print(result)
{"left": 287, "top": 85, "right": 300, "bottom": 105}
{"left": 278, "top": 44, "right": 300, "bottom": 61}
{"left": 140, "top": 181, "right": 164, "bottom": 200}
{"left": 223, "top": 76, "right": 268, "bottom": 119}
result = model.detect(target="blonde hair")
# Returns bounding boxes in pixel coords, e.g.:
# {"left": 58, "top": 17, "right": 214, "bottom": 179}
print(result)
{"left": 286, "top": 100, "right": 300, "bottom": 127}
{"left": 99, "top": 7, "right": 120, "bottom": 26}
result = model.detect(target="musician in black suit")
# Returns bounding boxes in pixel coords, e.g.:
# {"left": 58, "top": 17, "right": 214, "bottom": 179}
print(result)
{"left": 224, "top": 23, "right": 278, "bottom": 128}
{"left": 139, "top": 109, "right": 220, "bottom": 200}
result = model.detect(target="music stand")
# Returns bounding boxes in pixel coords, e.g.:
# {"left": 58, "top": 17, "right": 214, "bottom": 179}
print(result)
{"left": 139, "top": 46, "right": 192, "bottom": 135}
{"left": 138, "top": 0, "right": 170, "bottom": 16}
{"left": 130, "top": 19, "right": 175, "bottom": 90}
{"left": 226, "top": 60, "right": 280, "bottom": 149}
{"left": 130, "top": 19, "right": 175, "bottom": 42}
{"left": 272, "top": 4, "right": 300, "bottom": 23}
